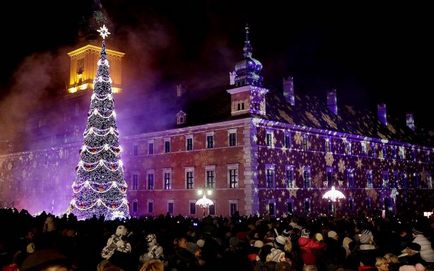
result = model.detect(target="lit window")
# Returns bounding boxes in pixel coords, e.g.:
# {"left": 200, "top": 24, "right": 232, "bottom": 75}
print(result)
{"left": 361, "top": 141, "right": 368, "bottom": 155}
{"left": 327, "top": 167, "right": 333, "bottom": 187}
{"left": 209, "top": 204, "right": 216, "bottom": 215}
{"left": 148, "top": 141, "right": 154, "bottom": 155}
{"left": 132, "top": 200, "right": 138, "bottom": 213}
{"left": 382, "top": 171, "right": 389, "bottom": 188}
{"left": 147, "top": 170, "right": 155, "bottom": 190}
{"left": 302, "top": 135, "right": 309, "bottom": 151}
{"left": 189, "top": 201, "right": 196, "bottom": 215}
{"left": 347, "top": 169, "right": 355, "bottom": 188}
{"left": 325, "top": 138, "right": 331, "bottom": 152}
{"left": 285, "top": 166, "right": 294, "bottom": 188}
{"left": 367, "top": 170, "right": 373, "bottom": 188}
{"left": 265, "top": 165, "right": 275, "bottom": 188}
{"left": 345, "top": 140, "right": 351, "bottom": 155}
{"left": 147, "top": 201, "right": 154, "bottom": 213}
{"left": 163, "top": 169, "right": 172, "bottom": 190}
{"left": 206, "top": 132, "right": 214, "bottom": 148}
{"left": 164, "top": 138, "right": 171, "bottom": 153}
{"left": 303, "top": 167, "right": 311, "bottom": 188}
{"left": 167, "top": 201, "right": 174, "bottom": 214}
{"left": 285, "top": 132, "right": 292, "bottom": 149}
{"left": 229, "top": 200, "right": 238, "bottom": 216}
{"left": 206, "top": 166, "right": 215, "bottom": 189}
{"left": 186, "top": 135, "right": 193, "bottom": 151}
{"left": 266, "top": 131, "right": 273, "bottom": 147}
{"left": 185, "top": 168, "right": 194, "bottom": 189}
{"left": 304, "top": 198, "right": 311, "bottom": 212}
{"left": 132, "top": 174, "right": 139, "bottom": 190}
{"left": 228, "top": 164, "right": 239, "bottom": 188}
{"left": 228, "top": 129, "right": 237, "bottom": 147}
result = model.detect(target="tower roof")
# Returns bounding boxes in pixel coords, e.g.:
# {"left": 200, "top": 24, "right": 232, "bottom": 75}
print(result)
{"left": 234, "top": 24, "right": 263, "bottom": 87}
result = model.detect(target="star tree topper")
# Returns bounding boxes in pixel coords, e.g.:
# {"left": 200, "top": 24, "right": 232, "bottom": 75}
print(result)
{"left": 97, "top": 25, "right": 111, "bottom": 39}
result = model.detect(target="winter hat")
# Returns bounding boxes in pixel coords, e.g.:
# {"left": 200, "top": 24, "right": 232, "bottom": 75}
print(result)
{"left": 342, "top": 237, "right": 353, "bottom": 249}
{"left": 359, "top": 229, "right": 373, "bottom": 244}
{"left": 26, "top": 243, "right": 36, "bottom": 254}
{"left": 275, "top": 235, "right": 287, "bottom": 247}
{"left": 254, "top": 240, "right": 264, "bottom": 248}
{"left": 20, "top": 249, "right": 69, "bottom": 271}
{"left": 314, "top": 233, "right": 324, "bottom": 241}
{"left": 266, "top": 248, "right": 286, "bottom": 262}
{"left": 327, "top": 230, "right": 338, "bottom": 239}
{"left": 196, "top": 239, "right": 205, "bottom": 248}
{"left": 301, "top": 228, "right": 310, "bottom": 237}
{"left": 359, "top": 230, "right": 375, "bottom": 250}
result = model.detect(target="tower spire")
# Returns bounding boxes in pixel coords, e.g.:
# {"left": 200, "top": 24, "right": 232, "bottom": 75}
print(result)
{"left": 233, "top": 24, "right": 263, "bottom": 87}
{"left": 243, "top": 23, "right": 252, "bottom": 58}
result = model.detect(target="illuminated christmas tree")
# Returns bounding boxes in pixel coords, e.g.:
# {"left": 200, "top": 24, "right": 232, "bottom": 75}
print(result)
{"left": 69, "top": 25, "right": 129, "bottom": 220}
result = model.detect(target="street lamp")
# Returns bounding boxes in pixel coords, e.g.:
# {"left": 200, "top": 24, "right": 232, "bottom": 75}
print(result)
{"left": 322, "top": 185, "right": 345, "bottom": 216}
{"left": 196, "top": 188, "right": 214, "bottom": 217}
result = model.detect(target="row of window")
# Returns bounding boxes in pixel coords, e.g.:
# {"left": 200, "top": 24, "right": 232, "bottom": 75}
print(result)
{"left": 130, "top": 164, "right": 239, "bottom": 190}
{"left": 131, "top": 199, "right": 239, "bottom": 216}
{"left": 265, "top": 130, "right": 431, "bottom": 162}
{"left": 132, "top": 130, "right": 238, "bottom": 155}
{"left": 263, "top": 165, "right": 432, "bottom": 189}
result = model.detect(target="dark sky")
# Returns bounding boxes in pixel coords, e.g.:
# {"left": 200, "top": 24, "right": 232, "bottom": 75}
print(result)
{"left": 1, "top": 1, "right": 433, "bottom": 129}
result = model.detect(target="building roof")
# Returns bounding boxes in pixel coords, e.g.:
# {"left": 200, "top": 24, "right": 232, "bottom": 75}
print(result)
{"left": 128, "top": 83, "right": 434, "bottom": 147}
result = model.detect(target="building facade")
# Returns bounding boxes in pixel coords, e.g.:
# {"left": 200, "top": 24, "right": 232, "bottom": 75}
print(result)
{"left": 0, "top": 30, "right": 433, "bottom": 218}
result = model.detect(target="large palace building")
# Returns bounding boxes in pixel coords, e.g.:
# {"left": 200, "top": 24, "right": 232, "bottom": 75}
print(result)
{"left": 0, "top": 29, "right": 433, "bottom": 218}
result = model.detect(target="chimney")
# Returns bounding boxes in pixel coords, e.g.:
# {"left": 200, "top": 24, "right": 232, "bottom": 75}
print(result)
{"left": 283, "top": 75, "right": 295, "bottom": 106}
{"left": 229, "top": 71, "right": 236, "bottom": 86}
{"left": 406, "top": 113, "right": 415, "bottom": 131}
{"left": 327, "top": 89, "right": 338, "bottom": 115}
{"left": 377, "top": 103, "right": 387, "bottom": 126}
{"left": 176, "top": 84, "right": 185, "bottom": 97}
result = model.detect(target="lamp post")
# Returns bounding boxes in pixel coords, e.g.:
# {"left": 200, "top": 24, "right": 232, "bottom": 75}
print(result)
{"left": 322, "top": 185, "right": 345, "bottom": 217}
{"left": 196, "top": 188, "right": 214, "bottom": 217}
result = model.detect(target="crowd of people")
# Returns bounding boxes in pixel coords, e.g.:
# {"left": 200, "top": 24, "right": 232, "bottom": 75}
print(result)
{"left": 0, "top": 208, "right": 433, "bottom": 271}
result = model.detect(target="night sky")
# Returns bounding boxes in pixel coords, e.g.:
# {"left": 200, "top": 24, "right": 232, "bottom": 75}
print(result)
{"left": 1, "top": 1, "right": 433, "bottom": 130}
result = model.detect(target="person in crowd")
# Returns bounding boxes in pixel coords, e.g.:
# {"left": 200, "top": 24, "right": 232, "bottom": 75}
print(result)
{"left": 100, "top": 225, "right": 133, "bottom": 271}
{"left": 323, "top": 230, "right": 346, "bottom": 271}
{"left": 167, "top": 236, "right": 198, "bottom": 271}
{"left": 139, "top": 233, "right": 164, "bottom": 263}
{"left": 375, "top": 257, "right": 390, "bottom": 271}
{"left": 298, "top": 228, "right": 326, "bottom": 271}
{"left": 384, "top": 253, "right": 401, "bottom": 271}
{"left": 411, "top": 227, "right": 434, "bottom": 265}
{"left": 139, "top": 259, "right": 164, "bottom": 271}
{"left": 358, "top": 226, "right": 377, "bottom": 267}
{"left": 398, "top": 243, "right": 426, "bottom": 267}
{"left": 19, "top": 249, "right": 73, "bottom": 271}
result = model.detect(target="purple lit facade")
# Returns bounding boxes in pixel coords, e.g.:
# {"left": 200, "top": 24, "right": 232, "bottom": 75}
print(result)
{"left": 0, "top": 28, "right": 433, "bottom": 217}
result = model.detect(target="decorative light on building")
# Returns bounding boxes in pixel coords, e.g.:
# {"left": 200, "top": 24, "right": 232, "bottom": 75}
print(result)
{"left": 196, "top": 188, "right": 214, "bottom": 216}
{"left": 322, "top": 185, "right": 345, "bottom": 216}
{"left": 322, "top": 185, "right": 345, "bottom": 202}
